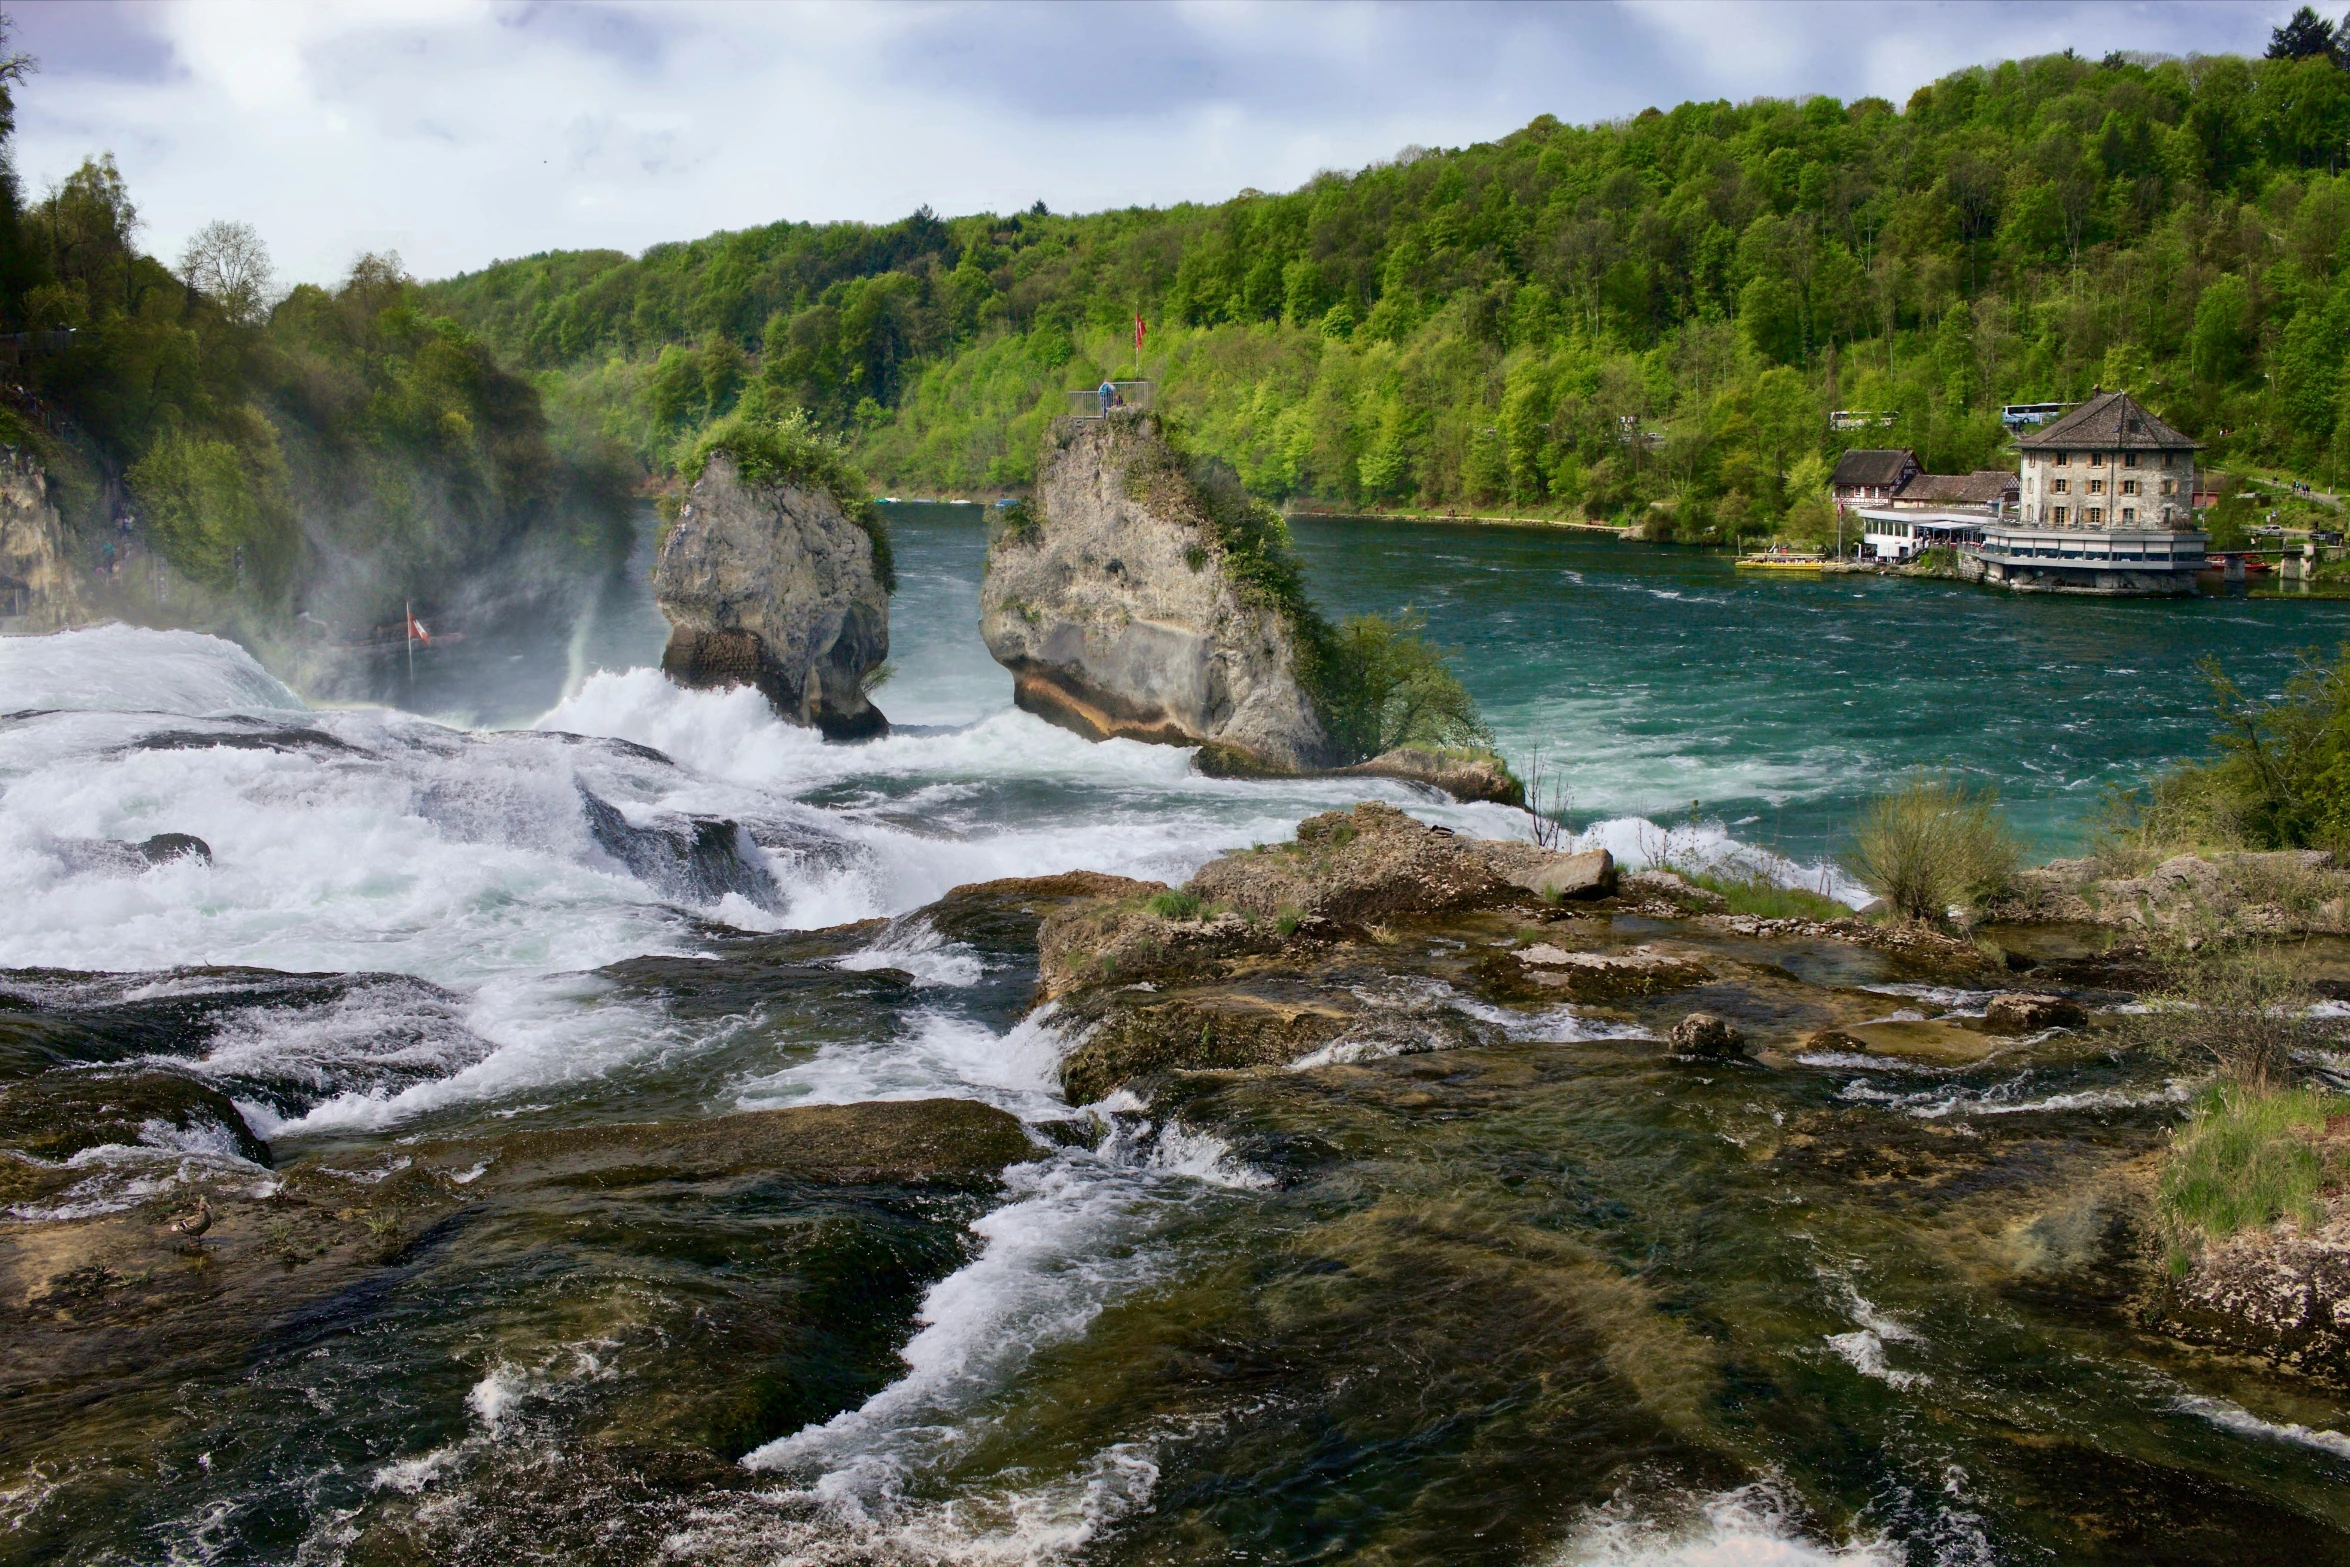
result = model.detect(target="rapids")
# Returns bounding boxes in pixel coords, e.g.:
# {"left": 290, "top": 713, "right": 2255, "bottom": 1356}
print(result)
{"left": 2, "top": 510, "right": 2348, "bottom": 1565}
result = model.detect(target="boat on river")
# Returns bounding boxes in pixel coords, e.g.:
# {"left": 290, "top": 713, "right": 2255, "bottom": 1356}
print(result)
{"left": 1734, "top": 549, "right": 1826, "bottom": 573}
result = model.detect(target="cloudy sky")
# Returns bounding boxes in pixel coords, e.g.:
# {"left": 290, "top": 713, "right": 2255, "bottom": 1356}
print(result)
{"left": 8, "top": 0, "right": 2307, "bottom": 288}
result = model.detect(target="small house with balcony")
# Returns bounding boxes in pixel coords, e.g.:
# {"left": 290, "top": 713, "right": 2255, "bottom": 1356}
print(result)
{"left": 1830, "top": 448, "right": 1919, "bottom": 515}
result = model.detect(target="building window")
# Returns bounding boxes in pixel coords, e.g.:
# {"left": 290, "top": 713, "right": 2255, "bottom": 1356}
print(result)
{"left": 2087, "top": 506, "right": 2104, "bottom": 524}
{"left": 2124, "top": 452, "right": 2140, "bottom": 467}
{"left": 2160, "top": 479, "right": 2174, "bottom": 496}
{"left": 2121, "top": 479, "right": 2138, "bottom": 496}
{"left": 2088, "top": 479, "right": 2104, "bottom": 495}
{"left": 2052, "top": 478, "right": 2068, "bottom": 493}
{"left": 2122, "top": 507, "right": 2137, "bottom": 522}
{"left": 2090, "top": 451, "right": 2105, "bottom": 466}
{"left": 2053, "top": 506, "right": 2068, "bottom": 525}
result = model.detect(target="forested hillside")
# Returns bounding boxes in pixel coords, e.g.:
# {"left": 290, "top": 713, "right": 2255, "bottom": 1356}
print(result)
{"left": 431, "top": 37, "right": 2350, "bottom": 545}
{"left": 0, "top": 22, "right": 629, "bottom": 643}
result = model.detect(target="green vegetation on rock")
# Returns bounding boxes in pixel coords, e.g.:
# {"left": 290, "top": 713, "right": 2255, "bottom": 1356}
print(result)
{"left": 1679, "top": 869, "right": 1851, "bottom": 921}
{"left": 682, "top": 402, "right": 894, "bottom": 590}
{"left": 1317, "top": 609, "right": 1494, "bottom": 760}
{"left": 2159, "top": 1083, "right": 2342, "bottom": 1248}
{"left": 0, "top": 26, "right": 628, "bottom": 631}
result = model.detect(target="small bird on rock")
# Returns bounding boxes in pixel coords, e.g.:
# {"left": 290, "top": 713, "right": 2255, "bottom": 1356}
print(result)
{"left": 164, "top": 1195, "right": 213, "bottom": 1242}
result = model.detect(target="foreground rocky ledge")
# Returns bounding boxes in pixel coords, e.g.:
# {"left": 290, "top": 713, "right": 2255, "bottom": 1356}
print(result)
{"left": 996, "top": 801, "right": 2102, "bottom": 1102}
{"left": 2, "top": 1098, "right": 1029, "bottom": 1377}
{"left": 1991, "top": 848, "right": 2348, "bottom": 936}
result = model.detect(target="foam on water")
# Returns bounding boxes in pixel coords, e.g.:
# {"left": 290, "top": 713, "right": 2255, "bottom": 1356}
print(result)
{"left": 4, "top": 1124, "right": 268, "bottom": 1222}
{"left": 1831, "top": 1069, "right": 2193, "bottom": 1120}
{"left": 0, "top": 624, "right": 305, "bottom": 716}
{"left": 1553, "top": 1482, "right": 1897, "bottom": 1566}
{"left": 1574, "top": 813, "right": 1869, "bottom": 907}
{"left": 734, "top": 1003, "right": 1076, "bottom": 1123}
{"left": 735, "top": 1139, "right": 1242, "bottom": 1542}
{"left": 2174, "top": 1394, "right": 2350, "bottom": 1461}
{"left": 835, "top": 917, "right": 986, "bottom": 988}
{"left": 1289, "top": 975, "right": 1651, "bottom": 1068}
{"left": 1820, "top": 1270, "right": 1931, "bottom": 1390}
{"left": 245, "top": 972, "right": 668, "bottom": 1137}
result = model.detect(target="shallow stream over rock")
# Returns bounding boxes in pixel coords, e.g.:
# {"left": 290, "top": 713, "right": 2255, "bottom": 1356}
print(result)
{"left": 4, "top": 514, "right": 2350, "bottom": 1564}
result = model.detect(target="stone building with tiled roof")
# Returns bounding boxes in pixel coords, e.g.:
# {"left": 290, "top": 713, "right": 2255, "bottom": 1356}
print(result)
{"left": 1968, "top": 390, "right": 2207, "bottom": 594}
{"left": 2014, "top": 389, "right": 2198, "bottom": 529}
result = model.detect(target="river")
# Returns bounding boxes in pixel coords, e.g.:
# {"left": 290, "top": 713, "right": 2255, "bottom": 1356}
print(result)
{"left": 1, "top": 510, "right": 2346, "bottom": 1564}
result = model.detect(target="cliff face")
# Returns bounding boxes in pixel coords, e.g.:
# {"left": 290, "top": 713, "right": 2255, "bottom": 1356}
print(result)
{"left": 652, "top": 453, "right": 889, "bottom": 739}
{"left": 980, "top": 414, "right": 1334, "bottom": 772}
{"left": 0, "top": 456, "right": 89, "bottom": 634}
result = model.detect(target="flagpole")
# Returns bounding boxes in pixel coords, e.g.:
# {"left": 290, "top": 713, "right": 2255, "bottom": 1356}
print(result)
{"left": 405, "top": 598, "right": 415, "bottom": 688}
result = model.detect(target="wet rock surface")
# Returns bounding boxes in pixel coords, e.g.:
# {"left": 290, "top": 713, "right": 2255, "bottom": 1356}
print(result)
{"left": 1984, "top": 991, "right": 2089, "bottom": 1033}
{"left": 577, "top": 784, "right": 781, "bottom": 909}
{"left": 47, "top": 831, "right": 214, "bottom": 875}
{"left": 0, "top": 1068, "right": 270, "bottom": 1173}
{"left": 1668, "top": 1011, "right": 1747, "bottom": 1059}
{"left": 470, "top": 1098, "right": 1033, "bottom": 1190}
{"left": 2152, "top": 1213, "right": 2350, "bottom": 1387}
{"left": 652, "top": 451, "right": 890, "bottom": 738}
{"left": 0, "top": 1092, "right": 1032, "bottom": 1557}
{"left": 13, "top": 810, "right": 2350, "bottom": 1563}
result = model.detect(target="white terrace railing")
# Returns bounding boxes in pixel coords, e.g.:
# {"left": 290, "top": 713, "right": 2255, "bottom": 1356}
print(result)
{"left": 1065, "top": 381, "right": 1155, "bottom": 419}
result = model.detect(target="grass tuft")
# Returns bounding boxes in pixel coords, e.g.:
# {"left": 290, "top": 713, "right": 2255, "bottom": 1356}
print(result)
{"left": 1681, "top": 870, "right": 1850, "bottom": 920}
{"left": 1844, "top": 774, "right": 2020, "bottom": 923}
{"left": 2159, "top": 1083, "right": 2341, "bottom": 1247}
{"left": 1146, "top": 889, "right": 1204, "bottom": 920}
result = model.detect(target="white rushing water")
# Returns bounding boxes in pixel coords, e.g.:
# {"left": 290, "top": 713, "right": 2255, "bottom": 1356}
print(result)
{"left": 0, "top": 620, "right": 1888, "bottom": 1565}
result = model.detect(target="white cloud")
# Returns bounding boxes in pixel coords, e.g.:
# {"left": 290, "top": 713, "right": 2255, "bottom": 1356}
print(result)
{"left": 5, "top": 0, "right": 2293, "bottom": 289}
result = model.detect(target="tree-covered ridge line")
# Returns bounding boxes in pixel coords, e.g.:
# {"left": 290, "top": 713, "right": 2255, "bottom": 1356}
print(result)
{"left": 426, "top": 43, "right": 2350, "bottom": 545}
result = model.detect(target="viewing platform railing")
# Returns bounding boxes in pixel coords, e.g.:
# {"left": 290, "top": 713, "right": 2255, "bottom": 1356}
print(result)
{"left": 1065, "top": 381, "right": 1155, "bottom": 419}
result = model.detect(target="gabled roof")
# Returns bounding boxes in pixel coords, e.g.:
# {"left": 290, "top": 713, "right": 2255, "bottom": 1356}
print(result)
{"left": 1894, "top": 469, "right": 2019, "bottom": 505}
{"left": 1830, "top": 448, "right": 1918, "bottom": 487}
{"left": 2015, "top": 389, "right": 2199, "bottom": 451}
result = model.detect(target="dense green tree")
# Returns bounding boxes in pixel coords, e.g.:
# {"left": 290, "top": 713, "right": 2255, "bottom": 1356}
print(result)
{"left": 2269, "top": 7, "right": 2340, "bottom": 63}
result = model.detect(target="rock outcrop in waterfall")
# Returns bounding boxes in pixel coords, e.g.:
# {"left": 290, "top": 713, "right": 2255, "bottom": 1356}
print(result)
{"left": 979, "top": 412, "right": 1337, "bottom": 773}
{"left": 653, "top": 445, "right": 892, "bottom": 740}
{"left": 0, "top": 454, "right": 89, "bottom": 634}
